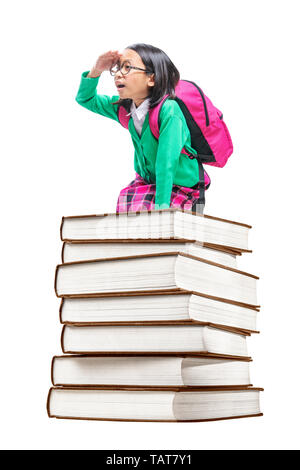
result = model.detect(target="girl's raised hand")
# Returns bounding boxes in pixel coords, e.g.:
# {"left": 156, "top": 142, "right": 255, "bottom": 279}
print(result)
{"left": 87, "top": 50, "right": 122, "bottom": 77}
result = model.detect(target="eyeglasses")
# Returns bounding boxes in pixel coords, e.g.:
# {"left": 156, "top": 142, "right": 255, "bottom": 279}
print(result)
{"left": 110, "top": 60, "right": 153, "bottom": 76}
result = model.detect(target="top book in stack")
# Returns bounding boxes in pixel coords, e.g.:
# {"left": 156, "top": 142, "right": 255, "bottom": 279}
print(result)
{"left": 60, "top": 208, "right": 251, "bottom": 254}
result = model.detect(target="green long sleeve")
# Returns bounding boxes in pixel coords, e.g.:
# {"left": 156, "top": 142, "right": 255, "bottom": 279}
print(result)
{"left": 154, "top": 101, "right": 190, "bottom": 209}
{"left": 75, "top": 71, "right": 120, "bottom": 122}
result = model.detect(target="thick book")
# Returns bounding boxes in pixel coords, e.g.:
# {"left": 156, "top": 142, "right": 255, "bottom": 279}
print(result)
{"left": 61, "top": 323, "right": 250, "bottom": 358}
{"left": 62, "top": 240, "right": 238, "bottom": 268}
{"left": 60, "top": 291, "right": 259, "bottom": 333}
{"left": 51, "top": 354, "right": 252, "bottom": 387}
{"left": 55, "top": 252, "right": 259, "bottom": 306}
{"left": 47, "top": 386, "right": 263, "bottom": 422}
{"left": 60, "top": 208, "right": 251, "bottom": 253}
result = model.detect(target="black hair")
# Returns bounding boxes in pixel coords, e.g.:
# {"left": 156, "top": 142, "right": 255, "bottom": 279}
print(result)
{"left": 112, "top": 43, "right": 180, "bottom": 112}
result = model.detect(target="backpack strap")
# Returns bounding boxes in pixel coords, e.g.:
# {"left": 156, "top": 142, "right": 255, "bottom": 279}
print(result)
{"left": 117, "top": 104, "right": 130, "bottom": 129}
{"left": 148, "top": 95, "right": 169, "bottom": 138}
{"left": 149, "top": 98, "right": 210, "bottom": 214}
{"left": 187, "top": 154, "right": 206, "bottom": 215}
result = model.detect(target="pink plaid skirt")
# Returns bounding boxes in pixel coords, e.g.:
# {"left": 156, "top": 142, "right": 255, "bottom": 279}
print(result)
{"left": 116, "top": 173, "right": 209, "bottom": 213}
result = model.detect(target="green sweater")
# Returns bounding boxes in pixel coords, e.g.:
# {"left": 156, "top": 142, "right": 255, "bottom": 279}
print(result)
{"left": 76, "top": 71, "right": 199, "bottom": 209}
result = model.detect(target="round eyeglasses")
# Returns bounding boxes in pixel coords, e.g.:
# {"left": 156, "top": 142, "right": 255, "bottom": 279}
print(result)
{"left": 110, "top": 60, "right": 153, "bottom": 76}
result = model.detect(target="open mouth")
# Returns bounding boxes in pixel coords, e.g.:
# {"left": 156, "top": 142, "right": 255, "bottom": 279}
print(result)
{"left": 116, "top": 84, "right": 125, "bottom": 89}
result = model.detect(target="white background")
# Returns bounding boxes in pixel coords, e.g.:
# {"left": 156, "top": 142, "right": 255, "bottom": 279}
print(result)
{"left": 1, "top": 0, "right": 299, "bottom": 450}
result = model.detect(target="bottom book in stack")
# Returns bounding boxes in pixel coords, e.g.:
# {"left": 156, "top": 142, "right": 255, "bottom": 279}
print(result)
{"left": 47, "top": 385, "right": 263, "bottom": 422}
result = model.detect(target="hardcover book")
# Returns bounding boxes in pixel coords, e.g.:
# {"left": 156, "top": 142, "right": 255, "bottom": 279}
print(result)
{"left": 55, "top": 252, "right": 259, "bottom": 306}
{"left": 59, "top": 290, "right": 259, "bottom": 333}
{"left": 47, "top": 386, "right": 263, "bottom": 422}
{"left": 51, "top": 354, "right": 252, "bottom": 387}
{"left": 62, "top": 239, "right": 239, "bottom": 268}
{"left": 60, "top": 208, "right": 251, "bottom": 252}
{"left": 61, "top": 323, "right": 250, "bottom": 357}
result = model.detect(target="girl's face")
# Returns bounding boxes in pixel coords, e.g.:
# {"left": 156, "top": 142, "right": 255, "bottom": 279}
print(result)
{"left": 114, "top": 49, "right": 155, "bottom": 107}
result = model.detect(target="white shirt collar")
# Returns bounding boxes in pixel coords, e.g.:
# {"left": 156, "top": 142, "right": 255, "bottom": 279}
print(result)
{"left": 126, "top": 98, "right": 151, "bottom": 120}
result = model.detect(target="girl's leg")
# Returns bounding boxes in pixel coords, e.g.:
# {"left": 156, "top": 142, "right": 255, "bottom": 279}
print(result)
{"left": 116, "top": 174, "right": 207, "bottom": 213}
{"left": 116, "top": 173, "right": 156, "bottom": 213}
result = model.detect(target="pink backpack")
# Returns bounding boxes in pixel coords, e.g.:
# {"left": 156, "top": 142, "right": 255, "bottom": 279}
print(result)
{"left": 117, "top": 80, "right": 233, "bottom": 213}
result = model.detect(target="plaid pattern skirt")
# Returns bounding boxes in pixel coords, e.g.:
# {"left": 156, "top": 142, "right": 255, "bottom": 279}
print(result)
{"left": 116, "top": 172, "right": 208, "bottom": 213}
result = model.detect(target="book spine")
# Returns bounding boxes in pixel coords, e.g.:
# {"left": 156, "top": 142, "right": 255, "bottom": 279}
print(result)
{"left": 60, "top": 217, "right": 64, "bottom": 242}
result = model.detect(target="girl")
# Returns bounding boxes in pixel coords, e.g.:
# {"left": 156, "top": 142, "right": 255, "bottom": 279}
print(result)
{"left": 76, "top": 43, "right": 210, "bottom": 212}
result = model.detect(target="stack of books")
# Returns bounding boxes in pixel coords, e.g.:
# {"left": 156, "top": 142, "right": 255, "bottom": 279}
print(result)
{"left": 47, "top": 208, "right": 263, "bottom": 422}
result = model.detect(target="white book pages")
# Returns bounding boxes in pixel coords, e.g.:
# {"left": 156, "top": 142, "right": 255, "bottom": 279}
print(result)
{"left": 63, "top": 241, "right": 237, "bottom": 268}
{"left": 173, "top": 390, "right": 261, "bottom": 421}
{"left": 62, "top": 325, "right": 248, "bottom": 356}
{"left": 63, "top": 325, "right": 206, "bottom": 353}
{"left": 49, "top": 389, "right": 177, "bottom": 420}
{"left": 56, "top": 256, "right": 177, "bottom": 296}
{"left": 188, "top": 295, "right": 257, "bottom": 331}
{"left": 174, "top": 256, "right": 257, "bottom": 305}
{"left": 61, "top": 294, "right": 190, "bottom": 323}
{"left": 181, "top": 358, "right": 250, "bottom": 386}
{"left": 53, "top": 356, "right": 184, "bottom": 386}
{"left": 202, "top": 327, "right": 248, "bottom": 357}
{"left": 174, "top": 211, "right": 249, "bottom": 251}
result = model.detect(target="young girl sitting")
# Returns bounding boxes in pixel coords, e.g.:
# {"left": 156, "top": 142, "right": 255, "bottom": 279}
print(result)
{"left": 76, "top": 43, "right": 210, "bottom": 213}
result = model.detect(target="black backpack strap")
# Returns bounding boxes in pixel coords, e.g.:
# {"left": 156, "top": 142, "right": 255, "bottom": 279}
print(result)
{"left": 187, "top": 154, "right": 210, "bottom": 214}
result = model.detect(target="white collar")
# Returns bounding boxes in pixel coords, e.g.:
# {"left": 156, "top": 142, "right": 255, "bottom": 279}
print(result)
{"left": 126, "top": 98, "right": 151, "bottom": 120}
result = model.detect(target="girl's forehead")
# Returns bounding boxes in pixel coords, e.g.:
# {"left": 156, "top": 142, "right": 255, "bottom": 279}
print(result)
{"left": 120, "top": 48, "right": 143, "bottom": 64}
